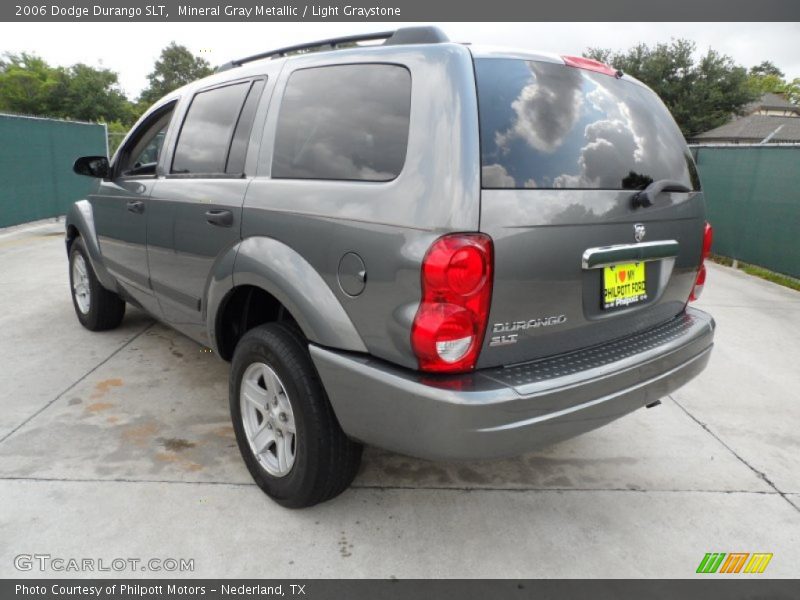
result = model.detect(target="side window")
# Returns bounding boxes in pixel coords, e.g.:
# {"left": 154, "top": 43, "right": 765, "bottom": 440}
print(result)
{"left": 136, "top": 131, "right": 165, "bottom": 165}
{"left": 171, "top": 82, "right": 250, "bottom": 175}
{"left": 117, "top": 103, "right": 175, "bottom": 177}
{"left": 272, "top": 64, "right": 411, "bottom": 182}
{"left": 226, "top": 79, "right": 266, "bottom": 175}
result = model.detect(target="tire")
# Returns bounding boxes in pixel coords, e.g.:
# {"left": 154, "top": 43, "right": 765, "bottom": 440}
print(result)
{"left": 68, "top": 237, "right": 126, "bottom": 331}
{"left": 230, "top": 322, "right": 363, "bottom": 508}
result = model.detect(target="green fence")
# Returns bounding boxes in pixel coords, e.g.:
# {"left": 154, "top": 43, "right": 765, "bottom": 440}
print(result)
{"left": 0, "top": 114, "right": 107, "bottom": 228}
{"left": 693, "top": 145, "right": 800, "bottom": 279}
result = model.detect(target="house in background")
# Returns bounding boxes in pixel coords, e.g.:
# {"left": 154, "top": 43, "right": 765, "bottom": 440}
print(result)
{"left": 689, "top": 92, "right": 800, "bottom": 144}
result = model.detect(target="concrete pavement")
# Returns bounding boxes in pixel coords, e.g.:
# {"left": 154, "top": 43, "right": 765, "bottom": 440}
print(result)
{"left": 1, "top": 221, "right": 798, "bottom": 578}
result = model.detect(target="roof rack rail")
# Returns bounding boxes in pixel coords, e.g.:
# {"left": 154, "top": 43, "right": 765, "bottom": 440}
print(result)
{"left": 216, "top": 26, "right": 449, "bottom": 72}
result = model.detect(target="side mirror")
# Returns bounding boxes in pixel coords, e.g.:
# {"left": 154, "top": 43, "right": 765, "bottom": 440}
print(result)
{"left": 73, "top": 156, "right": 110, "bottom": 179}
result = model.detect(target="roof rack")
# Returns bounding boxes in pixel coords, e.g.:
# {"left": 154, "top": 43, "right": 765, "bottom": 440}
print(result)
{"left": 216, "top": 26, "right": 450, "bottom": 72}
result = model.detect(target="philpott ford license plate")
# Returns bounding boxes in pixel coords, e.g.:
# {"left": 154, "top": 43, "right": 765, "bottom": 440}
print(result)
{"left": 603, "top": 262, "right": 647, "bottom": 309}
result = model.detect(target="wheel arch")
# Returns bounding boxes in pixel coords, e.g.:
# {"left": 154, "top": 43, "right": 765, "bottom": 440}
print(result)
{"left": 206, "top": 236, "right": 367, "bottom": 360}
{"left": 64, "top": 200, "right": 117, "bottom": 290}
{"left": 213, "top": 285, "right": 301, "bottom": 361}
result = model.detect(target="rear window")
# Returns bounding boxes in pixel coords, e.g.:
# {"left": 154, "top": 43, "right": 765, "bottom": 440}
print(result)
{"left": 475, "top": 58, "right": 699, "bottom": 190}
{"left": 272, "top": 64, "right": 411, "bottom": 182}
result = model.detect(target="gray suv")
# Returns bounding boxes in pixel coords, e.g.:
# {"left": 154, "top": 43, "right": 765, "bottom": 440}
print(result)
{"left": 68, "top": 27, "right": 715, "bottom": 507}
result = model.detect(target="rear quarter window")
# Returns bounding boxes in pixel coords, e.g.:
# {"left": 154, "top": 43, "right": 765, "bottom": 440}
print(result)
{"left": 475, "top": 58, "right": 699, "bottom": 190}
{"left": 272, "top": 64, "right": 411, "bottom": 182}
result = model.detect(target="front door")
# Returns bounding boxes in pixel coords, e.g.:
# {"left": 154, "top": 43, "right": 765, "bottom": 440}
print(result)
{"left": 90, "top": 103, "right": 176, "bottom": 314}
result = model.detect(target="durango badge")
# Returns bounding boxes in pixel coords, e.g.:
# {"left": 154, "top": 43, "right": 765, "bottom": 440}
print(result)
{"left": 489, "top": 315, "right": 567, "bottom": 346}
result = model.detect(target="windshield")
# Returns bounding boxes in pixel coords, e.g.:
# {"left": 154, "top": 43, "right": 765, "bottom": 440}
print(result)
{"left": 475, "top": 58, "right": 700, "bottom": 190}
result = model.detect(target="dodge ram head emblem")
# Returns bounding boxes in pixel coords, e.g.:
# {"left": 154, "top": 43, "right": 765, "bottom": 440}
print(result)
{"left": 634, "top": 223, "right": 646, "bottom": 242}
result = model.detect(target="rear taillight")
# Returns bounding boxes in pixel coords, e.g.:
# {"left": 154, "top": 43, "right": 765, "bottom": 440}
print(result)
{"left": 701, "top": 221, "right": 713, "bottom": 261}
{"left": 411, "top": 234, "right": 494, "bottom": 373}
{"left": 690, "top": 222, "right": 713, "bottom": 301}
{"left": 561, "top": 55, "right": 619, "bottom": 78}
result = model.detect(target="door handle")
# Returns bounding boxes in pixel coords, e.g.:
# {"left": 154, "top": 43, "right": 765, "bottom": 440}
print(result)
{"left": 126, "top": 200, "right": 145, "bottom": 214}
{"left": 205, "top": 209, "right": 233, "bottom": 227}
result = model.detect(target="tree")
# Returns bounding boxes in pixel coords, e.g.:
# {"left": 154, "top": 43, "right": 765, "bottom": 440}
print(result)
{"left": 138, "top": 42, "right": 212, "bottom": 106}
{"left": 750, "top": 61, "right": 784, "bottom": 78}
{"left": 746, "top": 61, "right": 800, "bottom": 105}
{"left": 1, "top": 44, "right": 213, "bottom": 128}
{"left": 0, "top": 52, "right": 133, "bottom": 124}
{"left": 57, "top": 63, "right": 133, "bottom": 123}
{"left": 784, "top": 80, "right": 800, "bottom": 105}
{"left": 0, "top": 52, "right": 62, "bottom": 116}
{"left": 748, "top": 60, "right": 785, "bottom": 96}
{"left": 585, "top": 40, "right": 757, "bottom": 137}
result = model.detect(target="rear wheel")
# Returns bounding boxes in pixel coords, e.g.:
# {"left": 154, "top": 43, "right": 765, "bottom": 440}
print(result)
{"left": 68, "top": 237, "right": 126, "bottom": 331}
{"left": 230, "top": 322, "right": 362, "bottom": 508}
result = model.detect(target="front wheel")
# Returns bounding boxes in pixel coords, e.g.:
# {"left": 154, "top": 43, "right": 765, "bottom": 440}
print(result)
{"left": 68, "top": 237, "right": 125, "bottom": 331}
{"left": 230, "top": 323, "right": 363, "bottom": 508}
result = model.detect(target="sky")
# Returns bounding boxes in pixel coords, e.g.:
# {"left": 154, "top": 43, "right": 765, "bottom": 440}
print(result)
{"left": 2, "top": 22, "right": 798, "bottom": 99}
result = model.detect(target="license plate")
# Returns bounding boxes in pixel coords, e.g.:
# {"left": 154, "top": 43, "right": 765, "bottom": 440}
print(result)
{"left": 603, "top": 262, "right": 647, "bottom": 309}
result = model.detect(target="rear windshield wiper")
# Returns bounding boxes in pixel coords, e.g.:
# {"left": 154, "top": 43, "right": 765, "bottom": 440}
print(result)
{"left": 631, "top": 179, "right": 691, "bottom": 209}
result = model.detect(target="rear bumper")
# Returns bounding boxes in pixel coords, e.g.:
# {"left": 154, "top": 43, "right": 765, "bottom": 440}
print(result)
{"left": 311, "top": 307, "right": 715, "bottom": 460}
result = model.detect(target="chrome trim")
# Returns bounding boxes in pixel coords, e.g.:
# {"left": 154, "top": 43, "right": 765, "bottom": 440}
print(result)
{"left": 582, "top": 240, "right": 679, "bottom": 269}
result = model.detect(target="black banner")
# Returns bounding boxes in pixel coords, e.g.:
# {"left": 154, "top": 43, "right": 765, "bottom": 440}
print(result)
{"left": 4, "top": 580, "right": 800, "bottom": 600}
{"left": 3, "top": 0, "right": 800, "bottom": 22}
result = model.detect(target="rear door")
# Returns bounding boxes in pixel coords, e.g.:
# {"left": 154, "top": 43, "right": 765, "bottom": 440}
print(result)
{"left": 147, "top": 78, "right": 267, "bottom": 339}
{"left": 473, "top": 56, "right": 705, "bottom": 368}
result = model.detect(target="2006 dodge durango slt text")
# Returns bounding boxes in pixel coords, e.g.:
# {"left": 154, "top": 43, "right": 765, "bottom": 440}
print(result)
{"left": 66, "top": 27, "right": 715, "bottom": 508}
